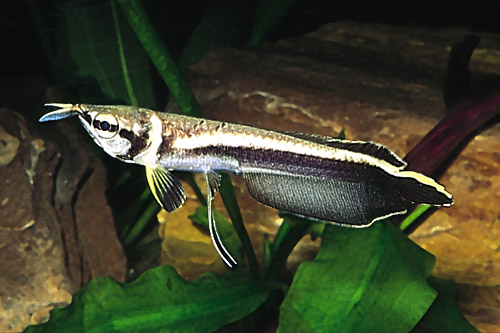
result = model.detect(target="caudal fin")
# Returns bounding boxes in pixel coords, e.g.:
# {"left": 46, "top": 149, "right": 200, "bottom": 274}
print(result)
{"left": 397, "top": 171, "right": 453, "bottom": 206}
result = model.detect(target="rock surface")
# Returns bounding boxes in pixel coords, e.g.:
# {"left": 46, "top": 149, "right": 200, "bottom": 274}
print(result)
{"left": 160, "top": 21, "right": 500, "bottom": 330}
{"left": 0, "top": 107, "right": 127, "bottom": 332}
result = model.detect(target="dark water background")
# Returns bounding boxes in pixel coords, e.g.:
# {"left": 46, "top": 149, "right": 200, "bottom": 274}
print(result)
{"left": 1, "top": 0, "right": 499, "bottom": 78}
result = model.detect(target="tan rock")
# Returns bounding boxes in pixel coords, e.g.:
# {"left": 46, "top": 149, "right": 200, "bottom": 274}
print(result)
{"left": 0, "top": 108, "right": 127, "bottom": 332}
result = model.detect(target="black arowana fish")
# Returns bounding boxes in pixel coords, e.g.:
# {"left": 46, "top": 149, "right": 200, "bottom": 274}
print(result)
{"left": 40, "top": 103, "right": 453, "bottom": 267}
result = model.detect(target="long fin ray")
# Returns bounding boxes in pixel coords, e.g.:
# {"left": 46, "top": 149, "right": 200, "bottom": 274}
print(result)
{"left": 146, "top": 166, "right": 186, "bottom": 212}
{"left": 205, "top": 171, "right": 237, "bottom": 268}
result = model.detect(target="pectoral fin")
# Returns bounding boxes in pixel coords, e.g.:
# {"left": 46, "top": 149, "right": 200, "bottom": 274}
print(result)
{"left": 145, "top": 166, "right": 186, "bottom": 212}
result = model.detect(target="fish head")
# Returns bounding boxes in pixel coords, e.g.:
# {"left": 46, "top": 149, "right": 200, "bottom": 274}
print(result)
{"left": 40, "top": 103, "right": 157, "bottom": 162}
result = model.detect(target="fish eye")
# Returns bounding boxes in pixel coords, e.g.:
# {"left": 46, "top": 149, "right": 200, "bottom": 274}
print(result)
{"left": 93, "top": 113, "right": 119, "bottom": 139}
{"left": 100, "top": 121, "right": 110, "bottom": 131}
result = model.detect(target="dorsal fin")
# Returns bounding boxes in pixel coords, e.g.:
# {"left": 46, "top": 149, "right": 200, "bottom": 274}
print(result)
{"left": 279, "top": 131, "right": 407, "bottom": 169}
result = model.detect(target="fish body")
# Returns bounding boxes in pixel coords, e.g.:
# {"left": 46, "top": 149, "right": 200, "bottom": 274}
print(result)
{"left": 40, "top": 103, "right": 453, "bottom": 267}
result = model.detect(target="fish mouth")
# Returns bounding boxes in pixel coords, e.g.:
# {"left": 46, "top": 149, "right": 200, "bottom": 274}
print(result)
{"left": 39, "top": 103, "right": 85, "bottom": 122}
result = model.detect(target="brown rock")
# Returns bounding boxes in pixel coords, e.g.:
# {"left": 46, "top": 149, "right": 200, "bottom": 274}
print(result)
{"left": 161, "top": 21, "right": 500, "bottom": 330}
{"left": 0, "top": 107, "right": 127, "bottom": 332}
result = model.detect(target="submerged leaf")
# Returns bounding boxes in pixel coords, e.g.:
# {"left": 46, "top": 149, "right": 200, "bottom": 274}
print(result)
{"left": 279, "top": 222, "right": 437, "bottom": 332}
{"left": 118, "top": 0, "right": 202, "bottom": 117}
{"left": 248, "top": 0, "right": 299, "bottom": 46}
{"left": 25, "top": 266, "right": 280, "bottom": 332}
{"left": 416, "top": 277, "right": 478, "bottom": 332}
{"left": 178, "top": 2, "right": 249, "bottom": 70}
{"left": 64, "top": 0, "right": 155, "bottom": 107}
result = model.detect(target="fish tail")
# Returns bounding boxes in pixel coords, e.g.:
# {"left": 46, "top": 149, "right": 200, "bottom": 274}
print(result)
{"left": 397, "top": 171, "right": 453, "bottom": 206}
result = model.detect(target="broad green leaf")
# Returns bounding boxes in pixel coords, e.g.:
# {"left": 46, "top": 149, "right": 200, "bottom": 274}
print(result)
{"left": 415, "top": 277, "right": 478, "bottom": 332}
{"left": 25, "top": 266, "right": 280, "bottom": 332}
{"left": 189, "top": 206, "right": 243, "bottom": 265}
{"left": 278, "top": 222, "right": 437, "bottom": 332}
{"left": 64, "top": 0, "right": 155, "bottom": 108}
{"left": 248, "top": 0, "right": 299, "bottom": 46}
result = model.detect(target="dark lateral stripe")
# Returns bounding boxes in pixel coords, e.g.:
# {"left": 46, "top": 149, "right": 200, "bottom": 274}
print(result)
{"left": 157, "top": 122, "right": 176, "bottom": 157}
{"left": 81, "top": 112, "right": 92, "bottom": 124}
{"left": 119, "top": 129, "right": 149, "bottom": 159}
{"left": 191, "top": 145, "right": 382, "bottom": 180}
{"left": 190, "top": 145, "right": 452, "bottom": 206}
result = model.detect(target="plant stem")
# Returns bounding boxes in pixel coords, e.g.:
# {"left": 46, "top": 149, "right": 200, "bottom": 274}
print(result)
{"left": 265, "top": 218, "right": 310, "bottom": 280}
{"left": 123, "top": 201, "right": 160, "bottom": 247}
{"left": 111, "top": 0, "right": 138, "bottom": 106}
{"left": 219, "top": 174, "right": 260, "bottom": 279}
{"left": 117, "top": 0, "right": 202, "bottom": 117}
{"left": 400, "top": 205, "right": 431, "bottom": 232}
{"left": 270, "top": 218, "right": 292, "bottom": 255}
{"left": 118, "top": 187, "right": 151, "bottom": 240}
{"left": 181, "top": 173, "right": 206, "bottom": 206}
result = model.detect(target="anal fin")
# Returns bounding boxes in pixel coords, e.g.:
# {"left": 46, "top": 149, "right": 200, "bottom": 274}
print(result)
{"left": 242, "top": 170, "right": 409, "bottom": 226}
{"left": 146, "top": 166, "right": 186, "bottom": 212}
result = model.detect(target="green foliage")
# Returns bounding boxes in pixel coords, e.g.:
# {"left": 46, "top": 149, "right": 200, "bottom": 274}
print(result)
{"left": 25, "top": 266, "right": 282, "bottom": 332}
{"left": 178, "top": 2, "right": 249, "bottom": 70}
{"left": 248, "top": 0, "right": 299, "bottom": 46}
{"left": 400, "top": 204, "right": 432, "bottom": 232}
{"left": 279, "top": 222, "right": 437, "bottom": 332}
{"left": 219, "top": 174, "right": 261, "bottom": 278}
{"left": 118, "top": 0, "right": 202, "bottom": 117}
{"left": 63, "top": 0, "right": 156, "bottom": 108}
{"left": 417, "top": 277, "right": 479, "bottom": 333}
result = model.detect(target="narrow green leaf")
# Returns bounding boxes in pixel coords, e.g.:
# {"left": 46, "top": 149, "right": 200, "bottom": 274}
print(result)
{"left": 25, "top": 266, "right": 280, "bottom": 332}
{"left": 415, "top": 277, "right": 478, "bottom": 333}
{"left": 64, "top": 0, "right": 156, "bottom": 107}
{"left": 400, "top": 204, "right": 432, "bottom": 231}
{"left": 337, "top": 128, "right": 346, "bottom": 140}
{"left": 270, "top": 217, "right": 292, "bottom": 256}
{"left": 219, "top": 174, "right": 260, "bottom": 278}
{"left": 122, "top": 200, "right": 160, "bottom": 247}
{"left": 178, "top": 2, "right": 249, "bottom": 70}
{"left": 248, "top": 0, "right": 299, "bottom": 46}
{"left": 279, "top": 222, "right": 438, "bottom": 332}
{"left": 263, "top": 234, "right": 272, "bottom": 267}
{"left": 111, "top": 0, "right": 138, "bottom": 106}
{"left": 118, "top": 0, "right": 202, "bottom": 117}
{"left": 266, "top": 214, "right": 311, "bottom": 280}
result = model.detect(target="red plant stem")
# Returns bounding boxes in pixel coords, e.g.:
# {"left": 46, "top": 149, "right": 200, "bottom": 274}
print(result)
{"left": 404, "top": 92, "right": 500, "bottom": 176}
